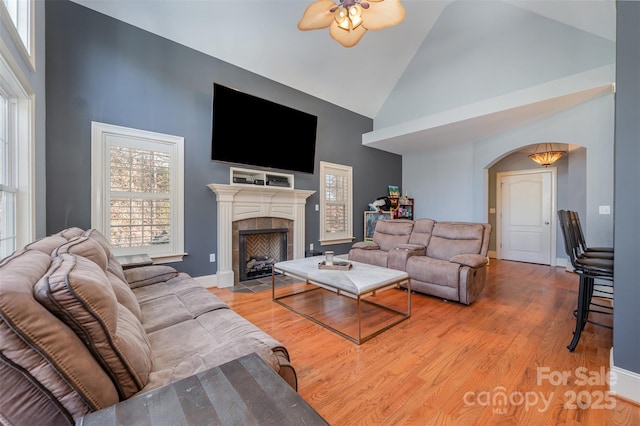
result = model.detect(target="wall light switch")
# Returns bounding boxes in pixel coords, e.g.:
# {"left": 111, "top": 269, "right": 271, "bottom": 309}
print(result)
{"left": 315, "top": 204, "right": 319, "bottom": 211}
{"left": 598, "top": 205, "right": 611, "bottom": 215}
{"left": 309, "top": 243, "right": 314, "bottom": 251}
{"left": 209, "top": 253, "right": 216, "bottom": 262}
{"left": 489, "top": 207, "right": 496, "bottom": 214}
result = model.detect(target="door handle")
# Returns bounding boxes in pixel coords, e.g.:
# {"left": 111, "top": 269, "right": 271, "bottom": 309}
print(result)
{"left": 545, "top": 221, "right": 550, "bottom": 225}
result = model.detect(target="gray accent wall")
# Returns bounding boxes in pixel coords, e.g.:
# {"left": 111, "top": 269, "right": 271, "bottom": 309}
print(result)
{"left": 613, "top": 0, "right": 640, "bottom": 381}
{"left": 44, "top": 0, "right": 402, "bottom": 277}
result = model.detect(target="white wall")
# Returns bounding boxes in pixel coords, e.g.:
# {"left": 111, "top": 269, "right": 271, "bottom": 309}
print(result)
{"left": 403, "top": 94, "right": 614, "bottom": 247}
{"left": 375, "top": 0, "right": 615, "bottom": 129}
{"left": 378, "top": 0, "right": 615, "bottom": 247}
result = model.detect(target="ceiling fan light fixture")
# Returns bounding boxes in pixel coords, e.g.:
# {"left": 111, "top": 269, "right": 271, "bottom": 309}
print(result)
{"left": 335, "top": 7, "right": 350, "bottom": 30}
{"left": 347, "top": 5, "right": 363, "bottom": 30}
{"left": 528, "top": 143, "right": 567, "bottom": 167}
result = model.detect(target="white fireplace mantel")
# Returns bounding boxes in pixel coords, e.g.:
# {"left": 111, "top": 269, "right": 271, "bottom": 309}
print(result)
{"left": 207, "top": 183, "right": 315, "bottom": 287}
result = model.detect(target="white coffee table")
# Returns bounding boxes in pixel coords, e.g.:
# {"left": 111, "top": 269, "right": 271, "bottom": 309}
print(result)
{"left": 272, "top": 256, "right": 411, "bottom": 344}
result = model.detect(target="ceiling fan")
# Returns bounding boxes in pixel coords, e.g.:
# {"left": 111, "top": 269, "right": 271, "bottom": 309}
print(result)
{"left": 298, "top": 0, "right": 406, "bottom": 48}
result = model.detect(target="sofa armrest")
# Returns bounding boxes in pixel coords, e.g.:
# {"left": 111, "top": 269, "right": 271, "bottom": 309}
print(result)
{"left": 450, "top": 254, "right": 488, "bottom": 268}
{"left": 388, "top": 244, "right": 426, "bottom": 271}
{"left": 124, "top": 265, "right": 179, "bottom": 288}
{"left": 351, "top": 241, "right": 380, "bottom": 250}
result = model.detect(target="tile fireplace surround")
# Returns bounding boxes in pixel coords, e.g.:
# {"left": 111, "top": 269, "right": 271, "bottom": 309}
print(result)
{"left": 208, "top": 183, "right": 315, "bottom": 288}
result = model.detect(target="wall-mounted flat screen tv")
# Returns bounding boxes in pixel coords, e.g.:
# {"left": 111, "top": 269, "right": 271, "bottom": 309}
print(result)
{"left": 211, "top": 83, "right": 318, "bottom": 174}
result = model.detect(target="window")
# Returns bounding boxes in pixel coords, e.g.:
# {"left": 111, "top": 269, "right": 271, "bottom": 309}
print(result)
{"left": 0, "top": 92, "right": 14, "bottom": 258}
{"left": 319, "top": 161, "right": 353, "bottom": 245}
{"left": 91, "top": 122, "right": 184, "bottom": 262}
{"left": 0, "top": 51, "right": 33, "bottom": 259}
{"left": 1, "top": 0, "right": 32, "bottom": 59}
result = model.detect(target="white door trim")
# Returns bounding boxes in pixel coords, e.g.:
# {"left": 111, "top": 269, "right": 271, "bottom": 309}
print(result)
{"left": 496, "top": 168, "right": 558, "bottom": 266}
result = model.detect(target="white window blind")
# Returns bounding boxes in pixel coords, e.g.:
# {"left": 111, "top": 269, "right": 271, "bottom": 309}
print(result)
{"left": 109, "top": 146, "right": 171, "bottom": 249}
{"left": 320, "top": 161, "right": 353, "bottom": 245}
{"left": 92, "top": 122, "right": 184, "bottom": 262}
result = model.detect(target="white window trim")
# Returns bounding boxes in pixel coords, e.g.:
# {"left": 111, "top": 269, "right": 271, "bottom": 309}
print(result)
{"left": 319, "top": 160, "right": 354, "bottom": 245}
{"left": 0, "top": 46, "right": 34, "bottom": 251}
{"left": 91, "top": 121, "right": 185, "bottom": 263}
{"left": 0, "top": 0, "right": 35, "bottom": 71}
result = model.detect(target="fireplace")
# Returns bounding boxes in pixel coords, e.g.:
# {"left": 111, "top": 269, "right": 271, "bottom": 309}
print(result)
{"left": 239, "top": 228, "right": 288, "bottom": 281}
{"left": 207, "top": 183, "right": 315, "bottom": 288}
{"left": 232, "top": 217, "right": 294, "bottom": 286}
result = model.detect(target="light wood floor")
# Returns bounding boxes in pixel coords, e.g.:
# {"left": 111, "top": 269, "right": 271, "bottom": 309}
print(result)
{"left": 209, "top": 260, "right": 639, "bottom": 425}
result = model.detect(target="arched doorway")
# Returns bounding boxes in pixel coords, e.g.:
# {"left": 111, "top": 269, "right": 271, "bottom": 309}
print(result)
{"left": 487, "top": 143, "right": 574, "bottom": 267}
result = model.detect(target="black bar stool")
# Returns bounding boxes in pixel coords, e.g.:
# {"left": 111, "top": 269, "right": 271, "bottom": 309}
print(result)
{"left": 557, "top": 210, "right": 613, "bottom": 351}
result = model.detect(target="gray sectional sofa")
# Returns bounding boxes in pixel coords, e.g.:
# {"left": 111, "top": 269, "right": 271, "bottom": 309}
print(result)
{"left": 349, "top": 218, "right": 492, "bottom": 305}
{"left": 0, "top": 227, "right": 296, "bottom": 425}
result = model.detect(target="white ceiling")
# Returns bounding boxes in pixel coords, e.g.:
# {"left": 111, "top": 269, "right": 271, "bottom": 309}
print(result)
{"left": 70, "top": 0, "right": 616, "bottom": 120}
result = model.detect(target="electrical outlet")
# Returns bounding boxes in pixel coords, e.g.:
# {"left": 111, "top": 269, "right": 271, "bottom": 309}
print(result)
{"left": 309, "top": 243, "right": 314, "bottom": 251}
{"left": 209, "top": 253, "right": 216, "bottom": 262}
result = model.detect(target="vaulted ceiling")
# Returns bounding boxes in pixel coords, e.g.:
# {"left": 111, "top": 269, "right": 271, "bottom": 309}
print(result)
{"left": 70, "top": 1, "right": 615, "bottom": 117}
{"left": 70, "top": 0, "right": 616, "bottom": 154}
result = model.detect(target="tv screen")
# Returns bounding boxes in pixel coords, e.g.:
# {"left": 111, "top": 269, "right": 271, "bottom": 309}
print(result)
{"left": 211, "top": 83, "right": 318, "bottom": 174}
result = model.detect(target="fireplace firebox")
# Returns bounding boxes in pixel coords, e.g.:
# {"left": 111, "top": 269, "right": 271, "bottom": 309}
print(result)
{"left": 239, "top": 228, "right": 288, "bottom": 282}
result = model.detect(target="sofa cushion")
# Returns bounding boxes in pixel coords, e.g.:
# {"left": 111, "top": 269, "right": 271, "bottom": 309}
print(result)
{"left": 426, "top": 222, "right": 485, "bottom": 261}
{"left": 34, "top": 254, "right": 153, "bottom": 399}
{"left": 53, "top": 236, "right": 109, "bottom": 270}
{"left": 125, "top": 265, "right": 179, "bottom": 289}
{"left": 348, "top": 249, "right": 389, "bottom": 268}
{"left": 83, "top": 228, "right": 113, "bottom": 259}
{"left": 409, "top": 218, "right": 435, "bottom": 247}
{"left": 0, "top": 249, "right": 119, "bottom": 422}
{"left": 351, "top": 241, "right": 380, "bottom": 250}
{"left": 107, "top": 273, "right": 143, "bottom": 320}
{"left": 83, "top": 228, "right": 130, "bottom": 283}
{"left": 373, "top": 219, "right": 414, "bottom": 252}
{"left": 143, "top": 308, "right": 285, "bottom": 393}
{"left": 54, "top": 236, "right": 142, "bottom": 320}
{"left": 57, "top": 227, "right": 86, "bottom": 240}
{"left": 406, "top": 256, "right": 462, "bottom": 289}
{"left": 24, "top": 234, "right": 69, "bottom": 254}
{"left": 135, "top": 273, "right": 228, "bottom": 332}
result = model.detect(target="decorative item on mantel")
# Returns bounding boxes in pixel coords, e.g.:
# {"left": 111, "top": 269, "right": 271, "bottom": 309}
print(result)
{"left": 298, "top": 0, "right": 406, "bottom": 48}
{"left": 528, "top": 143, "right": 566, "bottom": 167}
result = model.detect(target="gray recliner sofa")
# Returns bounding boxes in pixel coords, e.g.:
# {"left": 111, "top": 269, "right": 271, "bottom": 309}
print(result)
{"left": 0, "top": 227, "right": 296, "bottom": 425}
{"left": 349, "top": 218, "right": 492, "bottom": 305}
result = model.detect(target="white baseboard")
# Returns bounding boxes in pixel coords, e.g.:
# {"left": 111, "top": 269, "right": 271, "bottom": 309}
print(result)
{"left": 610, "top": 349, "right": 640, "bottom": 404}
{"left": 193, "top": 274, "right": 217, "bottom": 289}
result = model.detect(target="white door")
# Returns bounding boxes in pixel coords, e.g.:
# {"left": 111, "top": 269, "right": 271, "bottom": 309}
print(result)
{"left": 497, "top": 169, "right": 555, "bottom": 265}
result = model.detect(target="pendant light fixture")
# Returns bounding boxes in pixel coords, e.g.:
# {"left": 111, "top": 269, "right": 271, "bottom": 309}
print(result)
{"left": 528, "top": 143, "right": 567, "bottom": 167}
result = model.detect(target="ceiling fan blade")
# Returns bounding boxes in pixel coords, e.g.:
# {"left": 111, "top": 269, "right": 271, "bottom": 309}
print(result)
{"left": 329, "top": 21, "right": 367, "bottom": 47}
{"left": 362, "top": 0, "right": 406, "bottom": 31}
{"left": 298, "top": 0, "right": 336, "bottom": 30}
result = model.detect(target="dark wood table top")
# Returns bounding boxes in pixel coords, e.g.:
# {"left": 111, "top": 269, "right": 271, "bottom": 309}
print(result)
{"left": 77, "top": 352, "right": 328, "bottom": 426}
